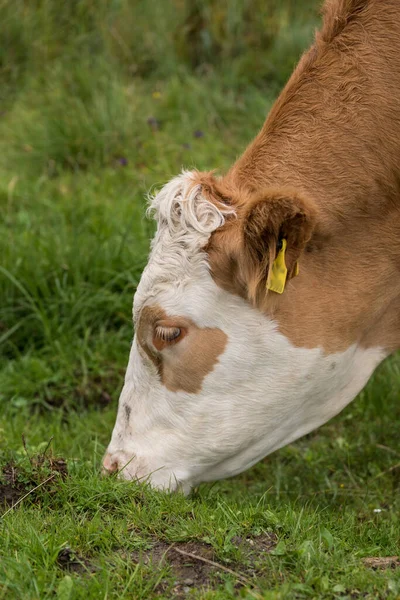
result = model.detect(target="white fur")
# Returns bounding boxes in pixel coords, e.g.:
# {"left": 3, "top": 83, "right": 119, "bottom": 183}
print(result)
{"left": 104, "top": 171, "right": 385, "bottom": 493}
{"left": 134, "top": 171, "right": 233, "bottom": 322}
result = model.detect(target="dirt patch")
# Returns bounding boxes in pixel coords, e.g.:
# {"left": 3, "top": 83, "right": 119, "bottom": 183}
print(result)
{"left": 362, "top": 556, "right": 400, "bottom": 570}
{"left": 0, "top": 457, "right": 68, "bottom": 514}
{"left": 232, "top": 532, "right": 278, "bottom": 556}
{"left": 57, "top": 547, "right": 95, "bottom": 574}
{"left": 131, "top": 533, "right": 277, "bottom": 596}
{"left": 132, "top": 541, "right": 220, "bottom": 596}
{"left": 229, "top": 533, "right": 278, "bottom": 577}
{"left": 47, "top": 457, "right": 68, "bottom": 478}
{"left": 0, "top": 464, "right": 26, "bottom": 508}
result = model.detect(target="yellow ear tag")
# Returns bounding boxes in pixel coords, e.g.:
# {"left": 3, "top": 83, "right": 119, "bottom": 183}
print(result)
{"left": 294, "top": 261, "right": 300, "bottom": 277}
{"left": 267, "top": 239, "right": 288, "bottom": 294}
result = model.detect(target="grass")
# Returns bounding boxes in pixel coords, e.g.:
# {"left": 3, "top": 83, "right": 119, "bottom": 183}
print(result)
{"left": 0, "top": 0, "right": 399, "bottom": 598}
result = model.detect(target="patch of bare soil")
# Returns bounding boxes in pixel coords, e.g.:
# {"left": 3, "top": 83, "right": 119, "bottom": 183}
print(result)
{"left": 57, "top": 547, "right": 95, "bottom": 574}
{"left": 132, "top": 541, "right": 219, "bottom": 596}
{"left": 0, "top": 463, "right": 26, "bottom": 508}
{"left": 362, "top": 556, "right": 400, "bottom": 570}
{"left": 231, "top": 532, "right": 278, "bottom": 555}
{"left": 37, "top": 456, "right": 68, "bottom": 480}
{"left": 131, "top": 533, "right": 277, "bottom": 596}
{"left": 231, "top": 533, "right": 278, "bottom": 574}
{"left": 0, "top": 457, "right": 68, "bottom": 514}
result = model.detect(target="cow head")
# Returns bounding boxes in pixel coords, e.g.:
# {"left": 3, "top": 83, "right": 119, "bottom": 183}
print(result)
{"left": 103, "top": 170, "right": 385, "bottom": 493}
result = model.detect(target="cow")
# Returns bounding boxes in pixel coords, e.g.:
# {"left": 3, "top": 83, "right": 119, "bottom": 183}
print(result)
{"left": 103, "top": 0, "right": 400, "bottom": 494}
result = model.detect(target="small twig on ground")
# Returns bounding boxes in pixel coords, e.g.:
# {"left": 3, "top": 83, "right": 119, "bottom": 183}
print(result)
{"left": 1, "top": 475, "right": 55, "bottom": 519}
{"left": 173, "top": 546, "right": 252, "bottom": 587}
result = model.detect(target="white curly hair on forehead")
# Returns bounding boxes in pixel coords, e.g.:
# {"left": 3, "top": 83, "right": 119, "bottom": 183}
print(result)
{"left": 147, "top": 169, "right": 233, "bottom": 240}
{"left": 133, "top": 170, "right": 234, "bottom": 321}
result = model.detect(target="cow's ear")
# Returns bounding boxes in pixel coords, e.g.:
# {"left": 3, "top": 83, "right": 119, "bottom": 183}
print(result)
{"left": 241, "top": 187, "right": 317, "bottom": 300}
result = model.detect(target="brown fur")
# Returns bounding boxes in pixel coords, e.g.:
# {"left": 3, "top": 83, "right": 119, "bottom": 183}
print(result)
{"left": 202, "top": 0, "right": 400, "bottom": 353}
{"left": 137, "top": 306, "right": 227, "bottom": 393}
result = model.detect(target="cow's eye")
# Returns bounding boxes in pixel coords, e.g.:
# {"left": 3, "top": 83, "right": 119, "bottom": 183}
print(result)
{"left": 154, "top": 326, "right": 182, "bottom": 343}
{"left": 152, "top": 322, "right": 187, "bottom": 352}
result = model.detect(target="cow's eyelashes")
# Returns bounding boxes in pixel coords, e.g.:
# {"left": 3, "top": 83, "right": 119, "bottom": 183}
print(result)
{"left": 154, "top": 325, "right": 182, "bottom": 343}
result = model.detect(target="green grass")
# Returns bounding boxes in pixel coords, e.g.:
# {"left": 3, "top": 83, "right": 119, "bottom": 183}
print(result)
{"left": 0, "top": 0, "right": 399, "bottom": 598}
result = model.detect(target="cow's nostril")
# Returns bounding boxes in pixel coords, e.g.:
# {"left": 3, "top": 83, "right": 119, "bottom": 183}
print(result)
{"left": 102, "top": 453, "right": 119, "bottom": 475}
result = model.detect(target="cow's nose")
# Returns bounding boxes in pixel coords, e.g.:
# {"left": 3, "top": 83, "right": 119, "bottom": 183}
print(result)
{"left": 102, "top": 453, "right": 119, "bottom": 475}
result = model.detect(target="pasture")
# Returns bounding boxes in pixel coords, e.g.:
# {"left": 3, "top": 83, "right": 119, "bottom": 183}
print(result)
{"left": 0, "top": 1, "right": 399, "bottom": 598}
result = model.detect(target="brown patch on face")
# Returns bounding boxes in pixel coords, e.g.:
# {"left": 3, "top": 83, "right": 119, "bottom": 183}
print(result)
{"left": 136, "top": 305, "right": 164, "bottom": 374}
{"left": 136, "top": 305, "right": 227, "bottom": 393}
